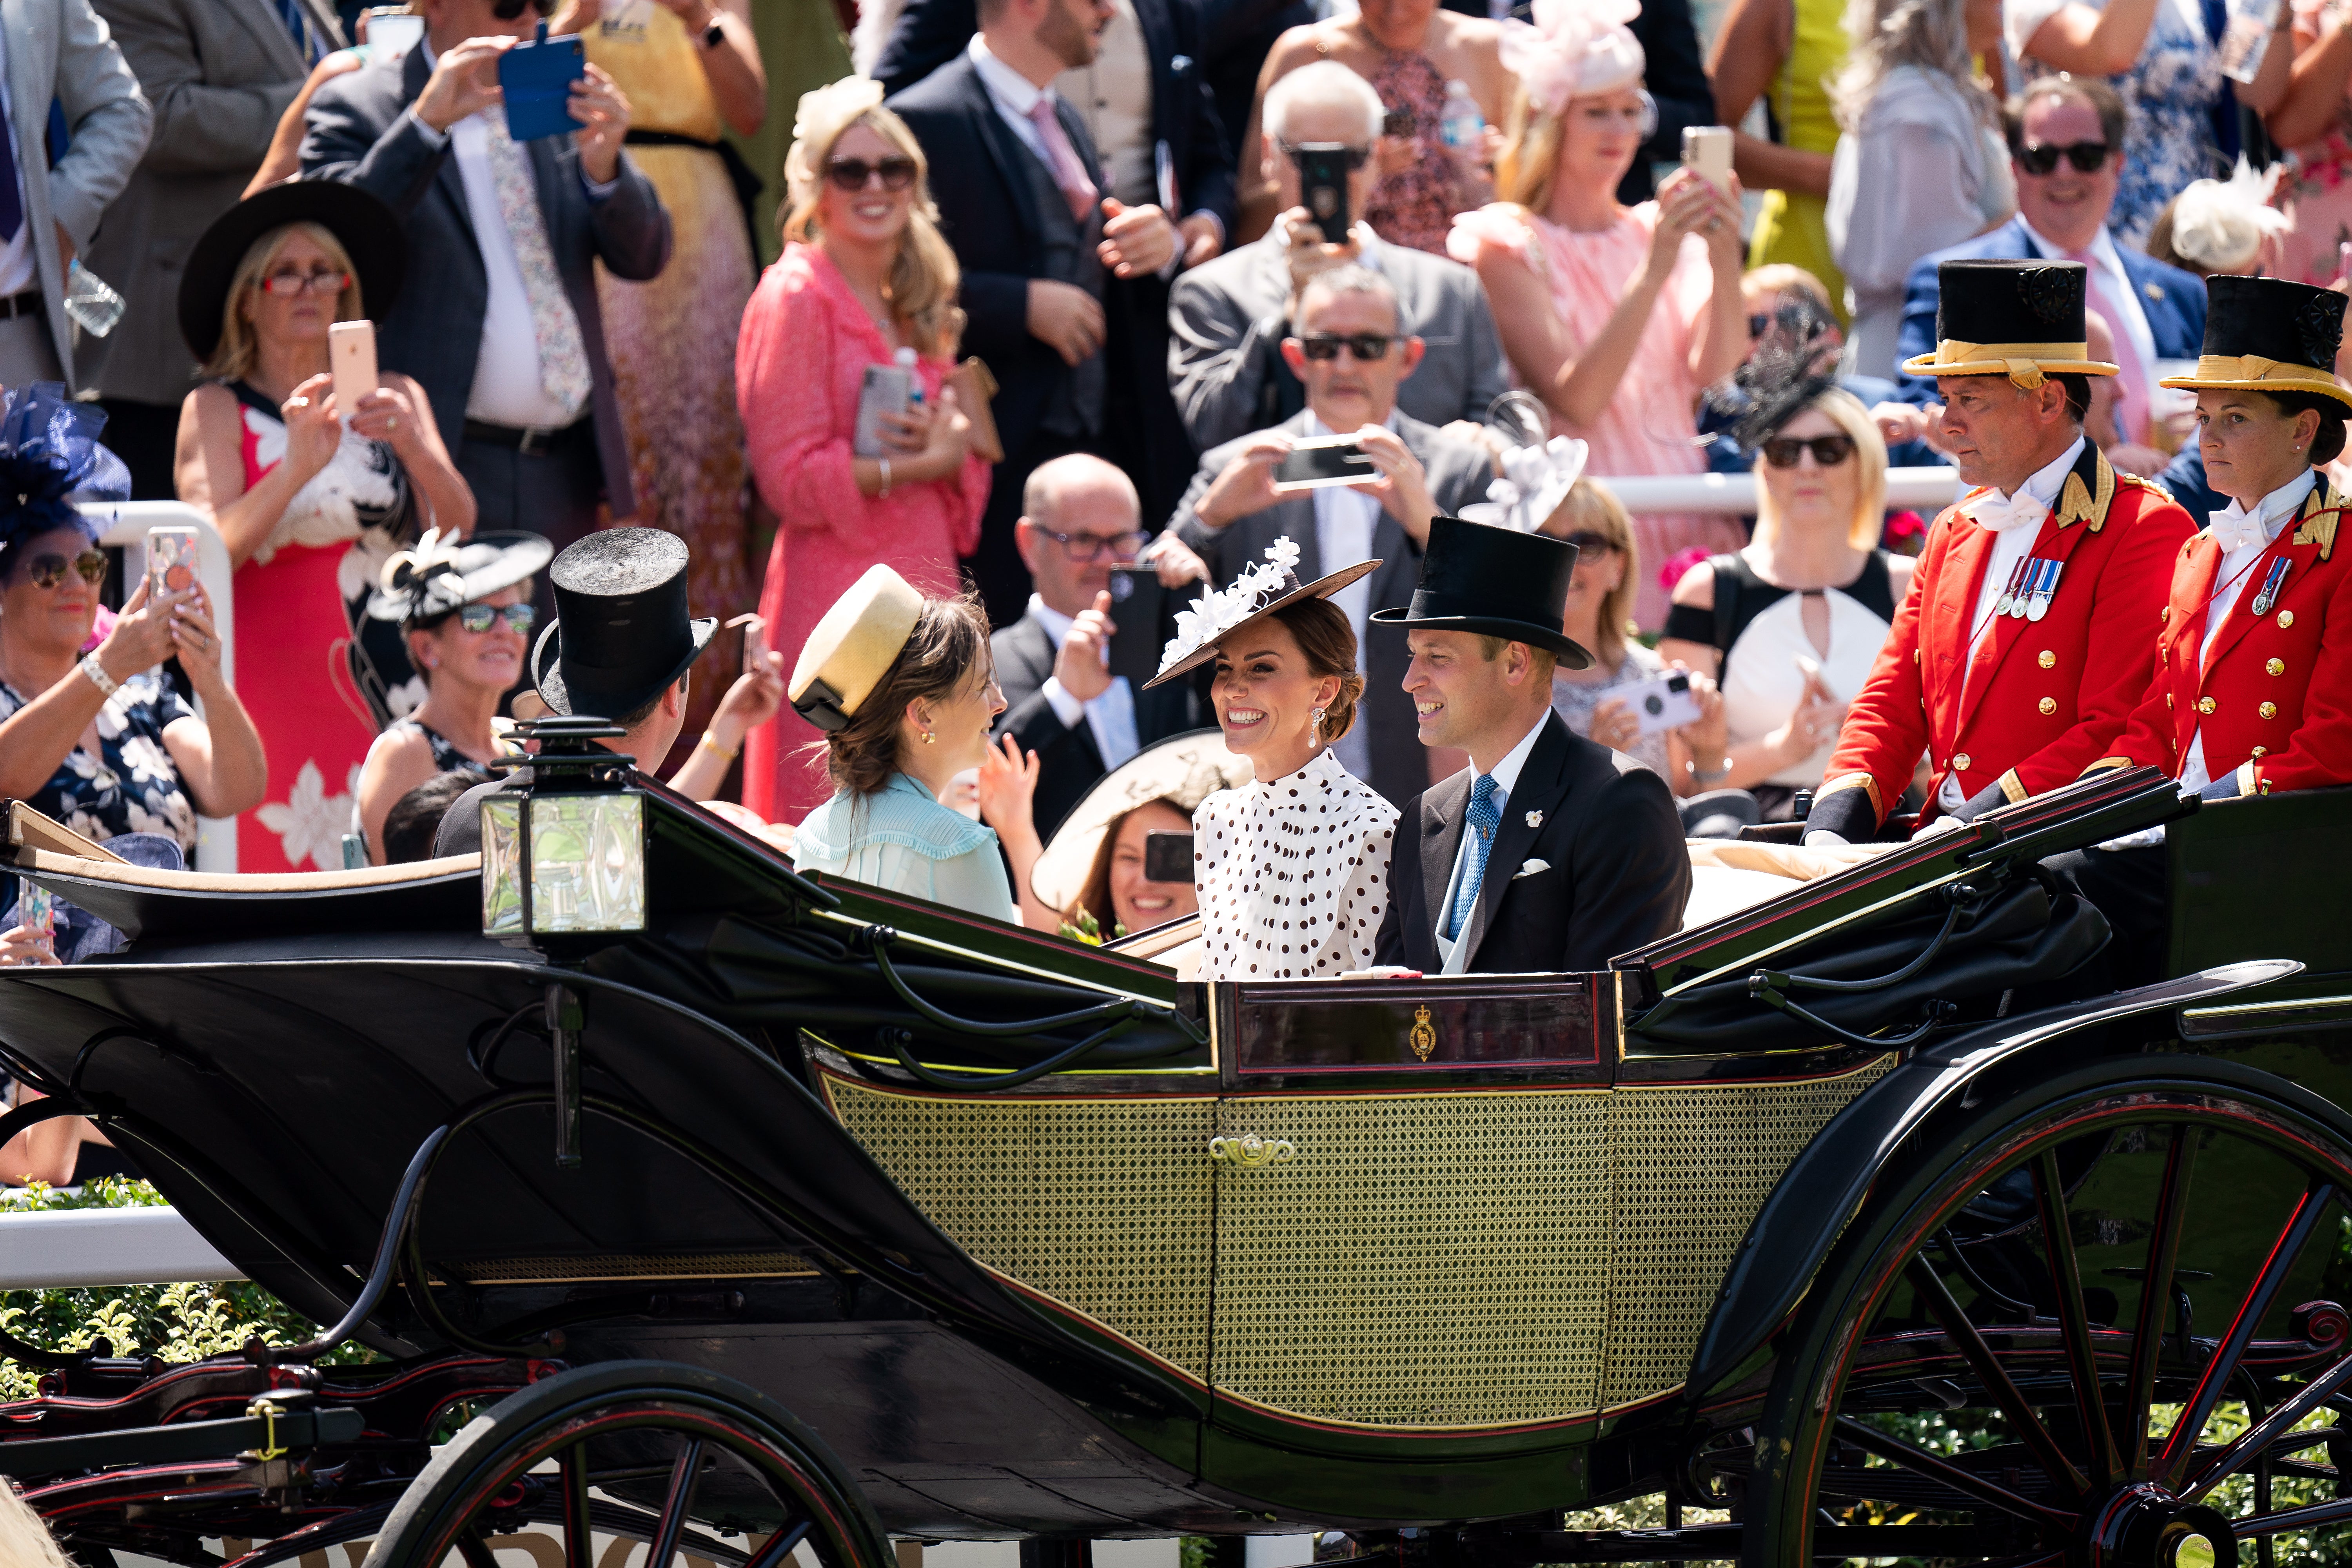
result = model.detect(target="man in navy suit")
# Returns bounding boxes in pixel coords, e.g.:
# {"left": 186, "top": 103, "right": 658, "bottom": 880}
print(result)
{"left": 1892, "top": 75, "right": 2203, "bottom": 476}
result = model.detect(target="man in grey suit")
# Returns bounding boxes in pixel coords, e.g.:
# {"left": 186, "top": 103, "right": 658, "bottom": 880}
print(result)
{"left": 299, "top": 0, "right": 670, "bottom": 566}
{"left": 1172, "top": 265, "right": 1493, "bottom": 808}
{"left": 0, "top": 0, "right": 148, "bottom": 392}
{"left": 1167, "top": 59, "right": 1505, "bottom": 454}
{"left": 80, "top": 0, "right": 341, "bottom": 496}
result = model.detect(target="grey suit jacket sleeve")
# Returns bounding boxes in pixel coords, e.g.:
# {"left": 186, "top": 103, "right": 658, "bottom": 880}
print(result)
{"left": 300, "top": 81, "right": 448, "bottom": 213}
{"left": 98, "top": 0, "right": 294, "bottom": 174}
{"left": 1167, "top": 275, "right": 1286, "bottom": 451}
{"left": 1460, "top": 284, "right": 1508, "bottom": 426}
{"left": 584, "top": 156, "right": 670, "bottom": 283}
{"left": 1170, "top": 444, "right": 1243, "bottom": 566}
{"left": 49, "top": 0, "right": 151, "bottom": 246}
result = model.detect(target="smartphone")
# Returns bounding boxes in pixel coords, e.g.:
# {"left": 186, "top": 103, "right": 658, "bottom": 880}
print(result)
{"left": 329, "top": 319, "right": 377, "bottom": 417}
{"left": 1381, "top": 108, "right": 1416, "bottom": 140}
{"left": 851, "top": 362, "right": 914, "bottom": 458}
{"left": 496, "top": 24, "right": 587, "bottom": 142}
{"left": 730, "top": 611, "right": 768, "bottom": 677}
{"left": 1625, "top": 670, "right": 1703, "bottom": 737}
{"left": 1103, "top": 566, "right": 1201, "bottom": 690}
{"left": 363, "top": 7, "right": 424, "bottom": 58}
{"left": 22, "top": 884, "right": 53, "bottom": 947}
{"left": 1294, "top": 142, "right": 1354, "bottom": 244}
{"left": 1273, "top": 434, "right": 1374, "bottom": 492}
{"left": 1681, "top": 125, "right": 1734, "bottom": 184}
{"left": 1142, "top": 831, "right": 1194, "bottom": 883}
{"left": 146, "top": 526, "right": 199, "bottom": 599}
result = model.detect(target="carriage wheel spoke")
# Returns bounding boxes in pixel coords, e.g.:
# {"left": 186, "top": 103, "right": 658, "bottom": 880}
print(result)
{"left": 2180, "top": 1350, "right": 2352, "bottom": 1502}
{"left": 2033, "top": 1151, "right": 2122, "bottom": 1490}
{"left": 748, "top": 1517, "right": 816, "bottom": 1568}
{"left": 643, "top": 1437, "right": 706, "bottom": 1568}
{"left": 1831, "top": 1416, "right": 2075, "bottom": 1535}
{"left": 2155, "top": 1181, "right": 2339, "bottom": 1486}
{"left": 558, "top": 1441, "right": 595, "bottom": 1568}
{"left": 1904, "top": 1255, "right": 2089, "bottom": 1499}
{"left": 2125, "top": 1124, "right": 2198, "bottom": 1477}
{"left": 2231, "top": 1494, "right": 2352, "bottom": 1537}
{"left": 457, "top": 1532, "right": 500, "bottom": 1568}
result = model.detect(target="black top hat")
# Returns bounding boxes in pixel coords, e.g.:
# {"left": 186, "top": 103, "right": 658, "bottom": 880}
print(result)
{"left": 179, "top": 181, "right": 407, "bottom": 362}
{"left": 530, "top": 528, "right": 717, "bottom": 721}
{"left": 2158, "top": 275, "right": 2352, "bottom": 408}
{"left": 1368, "top": 515, "right": 1592, "bottom": 668}
{"left": 1901, "top": 260, "right": 2118, "bottom": 381}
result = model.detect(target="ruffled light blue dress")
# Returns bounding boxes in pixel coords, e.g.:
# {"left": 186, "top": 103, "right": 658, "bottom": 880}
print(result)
{"left": 791, "top": 771, "right": 1019, "bottom": 922}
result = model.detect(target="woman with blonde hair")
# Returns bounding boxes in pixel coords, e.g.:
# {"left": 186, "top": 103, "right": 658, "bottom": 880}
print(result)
{"left": 739, "top": 76, "right": 984, "bottom": 826}
{"left": 1658, "top": 355, "right": 1910, "bottom": 819}
{"left": 1448, "top": 0, "right": 1751, "bottom": 630}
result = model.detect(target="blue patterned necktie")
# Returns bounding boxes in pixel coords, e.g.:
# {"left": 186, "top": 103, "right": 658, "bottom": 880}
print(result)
{"left": 1445, "top": 773, "right": 1500, "bottom": 942}
{"left": 274, "top": 0, "right": 322, "bottom": 63}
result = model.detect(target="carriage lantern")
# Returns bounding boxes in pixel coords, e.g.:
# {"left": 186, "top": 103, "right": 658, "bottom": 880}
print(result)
{"left": 479, "top": 715, "right": 648, "bottom": 940}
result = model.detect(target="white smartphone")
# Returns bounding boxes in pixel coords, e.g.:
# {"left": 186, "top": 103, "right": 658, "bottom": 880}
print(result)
{"left": 363, "top": 8, "right": 424, "bottom": 58}
{"left": 1625, "top": 670, "right": 1704, "bottom": 737}
{"left": 146, "top": 525, "right": 200, "bottom": 599}
{"left": 851, "top": 363, "right": 913, "bottom": 457}
{"left": 1682, "top": 125, "right": 1734, "bottom": 184}
{"left": 329, "top": 319, "right": 377, "bottom": 419}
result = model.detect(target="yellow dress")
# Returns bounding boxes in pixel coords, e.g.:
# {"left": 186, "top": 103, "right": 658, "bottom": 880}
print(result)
{"left": 583, "top": 0, "right": 756, "bottom": 761}
{"left": 1745, "top": 0, "right": 1847, "bottom": 323}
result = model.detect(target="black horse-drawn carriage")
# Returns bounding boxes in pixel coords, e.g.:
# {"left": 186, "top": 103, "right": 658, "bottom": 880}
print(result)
{"left": 4, "top": 730, "right": 2352, "bottom": 1568}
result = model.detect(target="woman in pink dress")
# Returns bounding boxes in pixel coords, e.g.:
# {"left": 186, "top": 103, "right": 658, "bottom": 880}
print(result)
{"left": 1448, "top": 0, "right": 1751, "bottom": 629}
{"left": 739, "top": 76, "right": 987, "bottom": 823}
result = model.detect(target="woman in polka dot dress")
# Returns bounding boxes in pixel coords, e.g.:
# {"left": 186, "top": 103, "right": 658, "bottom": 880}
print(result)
{"left": 1143, "top": 538, "right": 1399, "bottom": 982}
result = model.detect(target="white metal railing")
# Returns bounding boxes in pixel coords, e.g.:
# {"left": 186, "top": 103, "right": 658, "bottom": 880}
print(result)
{"left": 1595, "top": 465, "right": 1964, "bottom": 515}
{"left": 85, "top": 501, "right": 238, "bottom": 872}
{"left": 0, "top": 1204, "right": 242, "bottom": 1287}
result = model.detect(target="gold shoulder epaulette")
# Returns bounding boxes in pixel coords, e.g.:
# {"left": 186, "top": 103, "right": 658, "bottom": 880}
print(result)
{"left": 2116, "top": 472, "right": 2174, "bottom": 504}
{"left": 2292, "top": 508, "right": 2340, "bottom": 561}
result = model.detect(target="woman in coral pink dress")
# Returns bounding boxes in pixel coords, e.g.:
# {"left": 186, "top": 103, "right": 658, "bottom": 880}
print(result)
{"left": 1448, "top": 0, "right": 1751, "bottom": 630}
{"left": 739, "top": 76, "right": 988, "bottom": 823}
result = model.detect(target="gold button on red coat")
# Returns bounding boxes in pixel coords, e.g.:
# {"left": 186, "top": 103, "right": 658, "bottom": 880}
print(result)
{"left": 1954, "top": 754, "right": 1971, "bottom": 771}
{"left": 2252, "top": 745, "right": 2269, "bottom": 757}
{"left": 2268, "top": 657, "right": 2286, "bottom": 676}
{"left": 2038, "top": 697, "right": 2057, "bottom": 715}
{"left": 2281, "top": 611, "right": 2296, "bottom": 628}
{"left": 2166, "top": 693, "right": 2175, "bottom": 709}
{"left": 2261, "top": 701, "right": 2279, "bottom": 719}
{"left": 2038, "top": 650, "right": 2056, "bottom": 669}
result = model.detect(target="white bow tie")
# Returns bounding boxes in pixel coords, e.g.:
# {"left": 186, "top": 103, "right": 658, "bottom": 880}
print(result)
{"left": 2207, "top": 501, "right": 2274, "bottom": 555}
{"left": 1961, "top": 489, "right": 2049, "bottom": 533}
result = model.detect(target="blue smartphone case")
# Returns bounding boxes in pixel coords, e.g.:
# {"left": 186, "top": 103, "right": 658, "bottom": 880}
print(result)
{"left": 497, "top": 26, "right": 585, "bottom": 142}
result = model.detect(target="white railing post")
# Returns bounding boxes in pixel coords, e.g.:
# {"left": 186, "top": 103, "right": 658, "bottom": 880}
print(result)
{"left": 1590, "top": 465, "right": 1965, "bottom": 515}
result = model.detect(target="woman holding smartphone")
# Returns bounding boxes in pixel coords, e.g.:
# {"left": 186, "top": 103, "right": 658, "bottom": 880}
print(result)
{"left": 173, "top": 183, "right": 475, "bottom": 874}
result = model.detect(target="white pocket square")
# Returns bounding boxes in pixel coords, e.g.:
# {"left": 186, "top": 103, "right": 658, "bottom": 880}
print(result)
{"left": 1512, "top": 858, "right": 1550, "bottom": 879}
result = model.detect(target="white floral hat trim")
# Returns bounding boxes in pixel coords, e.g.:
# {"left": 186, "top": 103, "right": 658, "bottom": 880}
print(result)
{"left": 1157, "top": 536, "right": 1303, "bottom": 679}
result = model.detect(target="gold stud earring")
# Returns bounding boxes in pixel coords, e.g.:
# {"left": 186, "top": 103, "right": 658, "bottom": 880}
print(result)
{"left": 921, "top": 730, "right": 936, "bottom": 744}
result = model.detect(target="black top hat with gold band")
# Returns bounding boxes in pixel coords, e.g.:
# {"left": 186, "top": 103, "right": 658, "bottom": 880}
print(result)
{"left": 1900, "top": 260, "right": 2120, "bottom": 385}
{"left": 2157, "top": 275, "right": 2352, "bottom": 409}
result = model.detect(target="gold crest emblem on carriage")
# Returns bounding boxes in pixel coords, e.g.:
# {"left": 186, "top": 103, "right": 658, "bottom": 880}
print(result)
{"left": 1410, "top": 1004, "right": 1437, "bottom": 1061}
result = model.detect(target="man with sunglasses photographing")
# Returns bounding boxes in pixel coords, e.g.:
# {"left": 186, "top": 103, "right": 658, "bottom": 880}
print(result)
{"left": 299, "top": 0, "right": 671, "bottom": 581}
{"left": 1172, "top": 263, "right": 1492, "bottom": 807}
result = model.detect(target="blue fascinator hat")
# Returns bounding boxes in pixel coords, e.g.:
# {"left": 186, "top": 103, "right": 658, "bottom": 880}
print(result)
{"left": 0, "top": 382, "right": 131, "bottom": 577}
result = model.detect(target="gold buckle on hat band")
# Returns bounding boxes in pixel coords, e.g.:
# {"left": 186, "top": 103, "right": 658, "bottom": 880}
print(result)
{"left": 1932, "top": 338, "right": 2091, "bottom": 390}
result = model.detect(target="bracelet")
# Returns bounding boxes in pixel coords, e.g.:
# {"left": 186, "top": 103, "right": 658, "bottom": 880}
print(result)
{"left": 696, "top": 731, "right": 739, "bottom": 761}
{"left": 878, "top": 457, "right": 891, "bottom": 499}
{"left": 78, "top": 653, "right": 119, "bottom": 699}
{"left": 1688, "top": 756, "right": 1732, "bottom": 783}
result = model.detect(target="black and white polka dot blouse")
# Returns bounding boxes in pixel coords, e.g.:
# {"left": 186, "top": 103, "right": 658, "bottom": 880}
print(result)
{"left": 1193, "top": 748, "right": 1399, "bottom": 982}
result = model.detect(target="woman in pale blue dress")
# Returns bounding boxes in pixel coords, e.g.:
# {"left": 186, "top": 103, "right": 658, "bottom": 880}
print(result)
{"left": 788, "top": 566, "right": 1018, "bottom": 921}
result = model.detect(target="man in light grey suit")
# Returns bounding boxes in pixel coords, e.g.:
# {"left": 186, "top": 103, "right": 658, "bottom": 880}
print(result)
{"left": 0, "top": 0, "right": 148, "bottom": 392}
{"left": 1172, "top": 265, "right": 1493, "bottom": 808}
{"left": 80, "top": 0, "right": 339, "bottom": 495}
{"left": 1167, "top": 60, "right": 1505, "bottom": 454}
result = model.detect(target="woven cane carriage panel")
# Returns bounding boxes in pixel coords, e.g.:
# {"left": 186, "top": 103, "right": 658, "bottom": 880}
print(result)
{"left": 820, "top": 1076, "right": 1217, "bottom": 1377}
{"left": 1597, "top": 1058, "right": 1892, "bottom": 1406}
{"left": 1210, "top": 1090, "right": 1615, "bottom": 1428}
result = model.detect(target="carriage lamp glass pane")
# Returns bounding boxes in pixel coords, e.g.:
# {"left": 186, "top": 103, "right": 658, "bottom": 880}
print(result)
{"left": 528, "top": 793, "right": 645, "bottom": 933}
{"left": 480, "top": 796, "right": 524, "bottom": 935}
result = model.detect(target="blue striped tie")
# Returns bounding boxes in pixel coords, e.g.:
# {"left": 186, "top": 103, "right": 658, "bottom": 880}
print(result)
{"left": 1445, "top": 773, "right": 1500, "bottom": 942}
{"left": 275, "top": 0, "right": 322, "bottom": 63}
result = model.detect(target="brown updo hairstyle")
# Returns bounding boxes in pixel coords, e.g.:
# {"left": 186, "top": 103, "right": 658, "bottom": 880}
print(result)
{"left": 811, "top": 592, "right": 993, "bottom": 796}
{"left": 2259, "top": 389, "right": 2350, "bottom": 466}
{"left": 1268, "top": 596, "right": 1365, "bottom": 747}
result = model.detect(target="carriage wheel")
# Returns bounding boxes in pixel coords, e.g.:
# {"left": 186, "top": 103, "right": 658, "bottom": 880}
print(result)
{"left": 1744, "top": 1057, "right": 2352, "bottom": 1568}
{"left": 359, "top": 1359, "right": 892, "bottom": 1568}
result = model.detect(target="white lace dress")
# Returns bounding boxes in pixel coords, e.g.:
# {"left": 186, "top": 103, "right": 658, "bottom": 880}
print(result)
{"left": 1193, "top": 748, "right": 1399, "bottom": 982}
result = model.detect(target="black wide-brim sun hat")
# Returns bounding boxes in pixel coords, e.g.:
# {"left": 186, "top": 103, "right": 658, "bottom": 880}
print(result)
{"left": 178, "top": 181, "right": 408, "bottom": 362}
{"left": 531, "top": 528, "right": 718, "bottom": 722}
{"left": 1369, "top": 515, "right": 1593, "bottom": 669}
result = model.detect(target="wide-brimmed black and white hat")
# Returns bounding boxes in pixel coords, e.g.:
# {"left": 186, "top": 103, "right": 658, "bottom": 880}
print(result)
{"left": 367, "top": 528, "right": 554, "bottom": 625}
{"left": 179, "top": 180, "right": 406, "bottom": 362}
{"left": 1368, "top": 515, "right": 1592, "bottom": 668}
{"left": 1143, "top": 536, "right": 1380, "bottom": 689}
{"left": 530, "top": 528, "right": 717, "bottom": 720}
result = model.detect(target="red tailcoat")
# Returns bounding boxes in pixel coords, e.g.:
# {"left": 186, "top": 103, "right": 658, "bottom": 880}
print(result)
{"left": 1813, "top": 443, "right": 2192, "bottom": 837}
{"left": 2095, "top": 481, "right": 2352, "bottom": 795}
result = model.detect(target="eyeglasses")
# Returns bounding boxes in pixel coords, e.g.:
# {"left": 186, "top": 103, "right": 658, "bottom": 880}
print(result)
{"left": 1035, "top": 526, "right": 1148, "bottom": 561}
{"left": 259, "top": 268, "right": 352, "bottom": 297}
{"left": 1279, "top": 140, "right": 1371, "bottom": 170}
{"left": 2014, "top": 139, "right": 2110, "bottom": 176}
{"left": 23, "top": 549, "right": 106, "bottom": 589}
{"left": 827, "top": 156, "right": 918, "bottom": 192}
{"left": 1760, "top": 434, "right": 1856, "bottom": 468}
{"left": 455, "top": 602, "right": 537, "bottom": 635}
{"left": 1298, "top": 333, "right": 1394, "bottom": 361}
{"left": 1559, "top": 530, "right": 1619, "bottom": 555}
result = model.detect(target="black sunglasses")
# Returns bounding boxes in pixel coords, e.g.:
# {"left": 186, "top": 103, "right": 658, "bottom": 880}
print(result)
{"left": 2014, "top": 139, "right": 2110, "bottom": 176}
{"left": 1560, "top": 530, "right": 1618, "bottom": 555}
{"left": 827, "top": 156, "right": 918, "bottom": 192}
{"left": 24, "top": 549, "right": 107, "bottom": 589}
{"left": 1298, "top": 333, "right": 1393, "bottom": 361}
{"left": 490, "top": 0, "right": 556, "bottom": 19}
{"left": 456, "top": 602, "right": 536, "bottom": 635}
{"left": 1760, "top": 434, "right": 1856, "bottom": 468}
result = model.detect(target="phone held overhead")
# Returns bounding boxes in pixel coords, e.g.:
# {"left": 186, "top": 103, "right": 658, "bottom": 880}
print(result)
{"left": 497, "top": 22, "right": 587, "bottom": 143}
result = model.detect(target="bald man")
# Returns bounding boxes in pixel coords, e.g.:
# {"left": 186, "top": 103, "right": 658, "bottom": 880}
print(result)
{"left": 991, "top": 454, "right": 1213, "bottom": 835}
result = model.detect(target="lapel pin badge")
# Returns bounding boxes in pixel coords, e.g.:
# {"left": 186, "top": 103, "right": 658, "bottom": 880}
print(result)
{"left": 1525, "top": 810, "right": 1543, "bottom": 828}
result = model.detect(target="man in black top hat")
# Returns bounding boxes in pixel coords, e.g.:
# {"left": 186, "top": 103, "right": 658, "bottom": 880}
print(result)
{"left": 1371, "top": 517, "right": 1690, "bottom": 975}
{"left": 434, "top": 527, "right": 716, "bottom": 857}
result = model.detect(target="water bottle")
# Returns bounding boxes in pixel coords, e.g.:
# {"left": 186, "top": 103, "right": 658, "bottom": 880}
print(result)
{"left": 1439, "top": 80, "right": 1484, "bottom": 153}
{"left": 63, "top": 259, "right": 125, "bottom": 338}
{"left": 896, "top": 345, "right": 923, "bottom": 408}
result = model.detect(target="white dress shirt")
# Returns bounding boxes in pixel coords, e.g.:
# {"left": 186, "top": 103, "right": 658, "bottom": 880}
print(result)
{"left": 2182, "top": 469, "right": 2316, "bottom": 789}
{"left": 2021, "top": 216, "right": 2156, "bottom": 408}
{"left": 1303, "top": 410, "right": 1391, "bottom": 781}
{"left": 1939, "top": 436, "right": 2085, "bottom": 808}
{"left": 1434, "top": 709, "right": 1548, "bottom": 971}
{"left": 0, "top": 28, "right": 31, "bottom": 299}
{"left": 1030, "top": 593, "right": 1141, "bottom": 772}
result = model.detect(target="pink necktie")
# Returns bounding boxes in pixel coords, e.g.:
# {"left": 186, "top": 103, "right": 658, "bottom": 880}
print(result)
{"left": 2069, "top": 248, "right": 2149, "bottom": 444}
{"left": 1025, "top": 96, "right": 1098, "bottom": 224}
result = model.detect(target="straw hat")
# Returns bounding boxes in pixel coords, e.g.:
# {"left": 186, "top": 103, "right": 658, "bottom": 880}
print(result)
{"left": 1030, "top": 730, "right": 1251, "bottom": 911}
{"left": 790, "top": 564, "right": 925, "bottom": 731}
